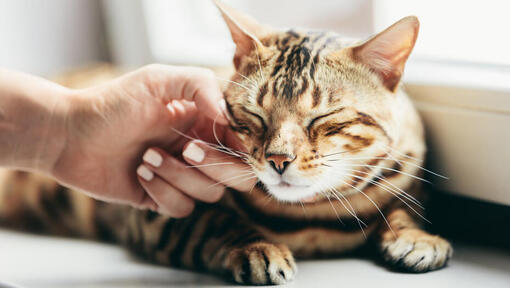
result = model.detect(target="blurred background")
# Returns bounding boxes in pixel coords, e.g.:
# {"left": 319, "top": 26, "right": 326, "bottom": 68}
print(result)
{"left": 2, "top": 0, "right": 510, "bottom": 74}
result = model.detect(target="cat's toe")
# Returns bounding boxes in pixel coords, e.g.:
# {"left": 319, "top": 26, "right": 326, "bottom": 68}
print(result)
{"left": 225, "top": 242, "right": 297, "bottom": 285}
{"left": 381, "top": 228, "right": 453, "bottom": 272}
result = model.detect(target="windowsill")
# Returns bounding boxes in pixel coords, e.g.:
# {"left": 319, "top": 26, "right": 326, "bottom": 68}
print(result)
{"left": 403, "top": 59, "right": 510, "bottom": 114}
{"left": 401, "top": 59, "right": 510, "bottom": 207}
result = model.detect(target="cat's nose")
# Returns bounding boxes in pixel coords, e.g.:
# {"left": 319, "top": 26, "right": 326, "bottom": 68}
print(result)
{"left": 266, "top": 154, "right": 296, "bottom": 175}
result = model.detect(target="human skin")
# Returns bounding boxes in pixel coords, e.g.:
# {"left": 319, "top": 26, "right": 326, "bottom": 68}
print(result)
{"left": 0, "top": 65, "right": 253, "bottom": 217}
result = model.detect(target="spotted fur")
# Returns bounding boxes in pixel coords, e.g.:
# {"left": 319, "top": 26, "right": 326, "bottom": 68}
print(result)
{"left": 0, "top": 2, "right": 451, "bottom": 285}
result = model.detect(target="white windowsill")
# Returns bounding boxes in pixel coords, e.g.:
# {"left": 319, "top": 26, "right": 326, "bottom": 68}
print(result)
{"left": 401, "top": 59, "right": 510, "bottom": 206}
{"left": 403, "top": 60, "right": 510, "bottom": 114}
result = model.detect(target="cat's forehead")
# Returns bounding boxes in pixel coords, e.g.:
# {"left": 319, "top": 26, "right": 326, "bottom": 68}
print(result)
{"left": 262, "top": 29, "right": 356, "bottom": 54}
{"left": 240, "top": 30, "right": 360, "bottom": 112}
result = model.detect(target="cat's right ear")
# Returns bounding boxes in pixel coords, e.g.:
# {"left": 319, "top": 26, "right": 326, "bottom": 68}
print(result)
{"left": 345, "top": 16, "right": 419, "bottom": 92}
{"left": 214, "top": 0, "right": 269, "bottom": 68}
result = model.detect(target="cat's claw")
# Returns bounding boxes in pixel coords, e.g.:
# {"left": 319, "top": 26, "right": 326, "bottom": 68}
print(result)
{"left": 381, "top": 228, "right": 453, "bottom": 272}
{"left": 225, "top": 242, "right": 297, "bottom": 285}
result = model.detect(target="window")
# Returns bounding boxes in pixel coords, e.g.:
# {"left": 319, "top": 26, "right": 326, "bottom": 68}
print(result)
{"left": 374, "top": 0, "right": 510, "bottom": 66}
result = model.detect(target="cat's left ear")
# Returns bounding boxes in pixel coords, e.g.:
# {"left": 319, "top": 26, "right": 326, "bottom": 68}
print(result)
{"left": 214, "top": 0, "right": 269, "bottom": 68}
{"left": 347, "top": 16, "right": 419, "bottom": 92}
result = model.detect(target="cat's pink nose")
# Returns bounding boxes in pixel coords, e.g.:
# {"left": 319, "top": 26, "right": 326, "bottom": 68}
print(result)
{"left": 266, "top": 154, "right": 295, "bottom": 175}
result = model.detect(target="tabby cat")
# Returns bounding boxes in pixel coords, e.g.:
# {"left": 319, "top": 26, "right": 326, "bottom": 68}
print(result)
{"left": 0, "top": 1, "right": 452, "bottom": 285}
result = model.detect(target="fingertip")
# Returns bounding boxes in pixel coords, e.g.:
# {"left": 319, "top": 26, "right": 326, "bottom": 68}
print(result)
{"left": 137, "top": 164, "right": 154, "bottom": 181}
{"left": 182, "top": 141, "right": 206, "bottom": 163}
{"left": 216, "top": 98, "right": 231, "bottom": 125}
{"left": 143, "top": 148, "right": 164, "bottom": 168}
{"left": 198, "top": 97, "right": 229, "bottom": 125}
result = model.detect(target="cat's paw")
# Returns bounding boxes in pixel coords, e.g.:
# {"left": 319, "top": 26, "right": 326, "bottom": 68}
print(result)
{"left": 381, "top": 228, "right": 453, "bottom": 272}
{"left": 225, "top": 242, "right": 297, "bottom": 285}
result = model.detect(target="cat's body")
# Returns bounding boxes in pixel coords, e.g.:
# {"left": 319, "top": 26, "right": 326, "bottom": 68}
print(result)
{"left": 0, "top": 2, "right": 451, "bottom": 285}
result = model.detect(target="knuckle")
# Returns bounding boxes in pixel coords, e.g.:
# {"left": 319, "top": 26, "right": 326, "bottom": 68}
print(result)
{"left": 142, "top": 63, "right": 164, "bottom": 74}
{"left": 162, "top": 158, "right": 186, "bottom": 180}
{"left": 192, "top": 67, "right": 215, "bottom": 82}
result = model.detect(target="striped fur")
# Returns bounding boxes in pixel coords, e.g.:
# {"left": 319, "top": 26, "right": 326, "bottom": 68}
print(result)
{"left": 0, "top": 3, "right": 452, "bottom": 285}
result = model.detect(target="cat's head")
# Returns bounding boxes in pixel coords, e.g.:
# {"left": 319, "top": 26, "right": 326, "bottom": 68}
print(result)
{"left": 216, "top": 1, "right": 419, "bottom": 203}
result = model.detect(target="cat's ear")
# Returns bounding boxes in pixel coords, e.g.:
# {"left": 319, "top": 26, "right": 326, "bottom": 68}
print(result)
{"left": 214, "top": 0, "right": 269, "bottom": 68}
{"left": 349, "top": 16, "right": 419, "bottom": 92}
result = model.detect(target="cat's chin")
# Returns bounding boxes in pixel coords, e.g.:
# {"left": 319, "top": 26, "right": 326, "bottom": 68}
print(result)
{"left": 263, "top": 182, "right": 320, "bottom": 203}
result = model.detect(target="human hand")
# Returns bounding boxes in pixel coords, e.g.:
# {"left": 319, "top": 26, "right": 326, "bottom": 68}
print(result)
{"left": 51, "top": 65, "right": 230, "bottom": 214}
{"left": 137, "top": 116, "right": 256, "bottom": 217}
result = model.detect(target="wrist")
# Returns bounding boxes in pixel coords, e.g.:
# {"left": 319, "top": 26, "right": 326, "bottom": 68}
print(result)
{"left": 42, "top": 88, "right": 81, "bottom": 175}
{"left": 23, "top": 86, "right": 75, "bottom": 175}
{"left": 0, "top": 70, "right": 76, "bottom": 174}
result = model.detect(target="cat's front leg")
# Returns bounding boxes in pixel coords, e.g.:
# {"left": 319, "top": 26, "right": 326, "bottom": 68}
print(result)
{"left": 225, "top": 241, "right": 297, "bottom": 285}
{"left": 125, "top": 206, "right": 296, "bottom": 285}
{"left": 377, "top": 208, "right": 453, "bottom": 272}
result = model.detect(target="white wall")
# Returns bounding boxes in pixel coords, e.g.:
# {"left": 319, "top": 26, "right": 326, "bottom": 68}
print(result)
{"left": 138, "top": 0, "right": 373, "bottom": 66}
{"left": 0, "top": 0, "right": 106, "bottom": 76}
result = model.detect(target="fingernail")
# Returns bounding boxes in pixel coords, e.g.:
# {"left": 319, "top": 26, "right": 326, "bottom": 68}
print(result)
{"left": 137, "top": 165, "right": 154, "bottom": 181}
{"left": 218, "top": 99, "right": 231, "bottom": 121}
{"left": 183, "top": 142, "right": 205, "bottom": 163}
{"left": 143, "top": 148, "right": 163, "bottom": 167}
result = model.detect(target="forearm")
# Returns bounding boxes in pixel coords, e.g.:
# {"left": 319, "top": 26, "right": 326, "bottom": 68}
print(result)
{"left": 0, "top": 69, "right": 73, "bottom": 174}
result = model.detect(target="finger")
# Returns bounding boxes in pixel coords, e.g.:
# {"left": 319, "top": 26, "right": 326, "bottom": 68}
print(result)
{"left": 142, "top": 147, "right": 225, "bottom": 203}
{"left": 136, "top": 64, "right": 228, "bottom": 125}
{"left": 136, "top": 165, "right": 195, "bottom": 217}
{"left": 182, "top": 141, "right": 257, "bottom": 192}
{"left": 133, "top": 192, "right": 158, "bottom": 211}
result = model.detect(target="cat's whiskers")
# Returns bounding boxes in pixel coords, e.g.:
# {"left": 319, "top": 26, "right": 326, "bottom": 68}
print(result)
{"left": 207, "top": 171, "right": 257, "bottom": 189}
{"left": 320, "top": 179, "right": 367, "bottom": 226}
{"left": 325, "top": 194, "right": 344, "bottom": 225}
{"left": 170, "top": 127, "right": 247, "bottom": 159}
{"left": 321, "top": 147, "right": 364, "bottom": 158}
{"left": 372, "top": 142, "right": 448, "bottom": 179}
{"left": 325, "top": 161, "right": 429, "bottom": 211}
{"left": 342, "top": 168, "right": 422, "bottom": 208}
{"left": 329, "top": 156, "right": 447, "bottom": 180}
{"left": 322, "top": 140, "right": 447, "bottom": 180}
{"left": 327, "top": 162, "right": 431, "bottom": 184}
{"left": 321, "top": 152, "right": 430, "bottom": 224}
{"left": 248, "top": 181, "right": 258, "bottom": 195}
{"left": 211, "top": 108, "right": 250, "bottom": 161}
{"left": 185, "top": 162, "right": 235, "bottom": 168}
{"left": 230, "top": 175, "right": 259, "bottom": 187}
{"left": 379, "top": 143, "right": 424, "bottom": 163}
{"left": 261, "top": 193, "right": 275, "bottom": 208}
{"left": 323, "top": 158, "right": 422, "bottom": 207}
{"left": 325, "top": 184, "right": 367, "bottom": 237}
{"left": 298, "top": 199, "right": 308, "bottom": 218}
{"left": 335, "top": 178, "right": 396, "bottom": 238}
{"left": 236, "top": 71, "right": 257, "bottom": 86}
{"left": 216, "top": 76, "right": 254, "bottom": 92}
{"left": 341, "top": 171, "right": 430, "bottom": 224}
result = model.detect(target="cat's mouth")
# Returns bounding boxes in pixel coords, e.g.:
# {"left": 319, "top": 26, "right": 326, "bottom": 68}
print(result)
{"left": 264, "top": 181, "right": 320, "bottom": 203}
{"left": 275, "top": 181, "right": 309, "bottom": 189}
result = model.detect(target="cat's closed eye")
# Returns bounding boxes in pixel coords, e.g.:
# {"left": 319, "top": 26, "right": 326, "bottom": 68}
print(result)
{"left": 234, "top": 125, "right": 251, "bottom": 135}
{"left": 244, "top": 110, "right": 267, "bottom": 131}
{"left": 306, "top": 108, "right": 344, "bottom": 131}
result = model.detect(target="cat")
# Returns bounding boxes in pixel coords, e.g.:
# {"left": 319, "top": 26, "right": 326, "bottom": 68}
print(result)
{"left": 0, "top": 1, "right": 452, "bottom": 285}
